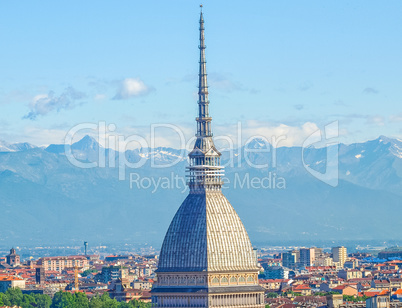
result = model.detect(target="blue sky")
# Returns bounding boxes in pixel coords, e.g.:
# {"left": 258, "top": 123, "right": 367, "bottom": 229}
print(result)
{"left": 0, "top": 1, "right": 401, "bottom": 148}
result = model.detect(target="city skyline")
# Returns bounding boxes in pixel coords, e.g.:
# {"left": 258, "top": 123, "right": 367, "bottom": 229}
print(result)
{"left": 1, "top": 1, "right": 402, "bottom": 148}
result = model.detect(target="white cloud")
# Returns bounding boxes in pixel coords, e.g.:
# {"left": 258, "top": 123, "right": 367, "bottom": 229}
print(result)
{"left": 390, "top": 113, "right": 402, "bottom": 123}
{"left": 94, "top": 94, "right": 107, "bottom": 100}
{"left": 232, "top": 121, "right": 321, "bottom": 147}
{"left": 108, "top": 121, "right": 323, "bottom": 150}
{"left": 2, "top": 126, "right": 72, "bottom": 147}
{"left": 366, "top": 115, "right": 385, "bottom": 126}
{"left": 24, "top": 87, "right": 86, "bottom": 120}
{"left": 7, "top": 119, "right": 330, "bottom": 151}
{"left": 113, "top": 78, "right": 152, "bottom": 100}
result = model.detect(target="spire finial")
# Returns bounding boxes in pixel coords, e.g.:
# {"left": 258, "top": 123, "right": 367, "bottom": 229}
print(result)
{"left": 197, "top": 5, "right": 209, "bottom": 137}
{"left": 200, "top": 5, "right": 204, "bottom": 22}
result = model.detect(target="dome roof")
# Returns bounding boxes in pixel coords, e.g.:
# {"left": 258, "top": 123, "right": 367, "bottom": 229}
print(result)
{"left": 157, "top": 192, "right": 258, "bottom": 272}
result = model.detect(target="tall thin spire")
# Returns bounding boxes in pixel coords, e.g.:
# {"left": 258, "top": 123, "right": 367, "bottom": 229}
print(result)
{"left": 197, "top": 6, "right": 211, "bottom": 137}
{"left": 187, "top": 7, "right": 224, "bottom": 193}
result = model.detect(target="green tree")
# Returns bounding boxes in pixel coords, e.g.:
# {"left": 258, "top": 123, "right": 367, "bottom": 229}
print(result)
{"left": 100, "top": 292, "right": 119, "bottom": 308}
{"left": 89, "top": 295, "right": 103, "bottom": 308}
{"left": 0, "top": 290, "right": 152, "bottom": 308}
{"left": 51, "top": 291, "right": 77, "bottom": 308}
{"left": 102, "top": 301, "right": 119, "bottom": 308}
{"left": 314, "top": 292, "right": 325, "bottom": 296}
{"left": 266, "top": 292, "right": 278, "bottom": 298}
{"left": 36, "top": 294, "right": 52, "bottom": 308}
{"left": 127, "top": 299, "right": 152, "bottom": 308}
{"left": 343, "top": 295, "right": 368, "bottom": 302}
{"left": 284, "top": 290, "right": 302, "bottom": 297}
{"left": 100, "top": 292, "right": 112, "bottom": 302}
{"left": 74, "top": 292, "right": 89, "bottom": 308}
{"left": 0, "top": 292, "right": 11, "bottom": 306}
{"left": 5, "top": 288, "right": 24, "bottom": 306}
{"left": 20, "top": 293, "right": 36, "bottom": 308}
{"left": 82, "top": 269, "right": 98, "bottom": 277}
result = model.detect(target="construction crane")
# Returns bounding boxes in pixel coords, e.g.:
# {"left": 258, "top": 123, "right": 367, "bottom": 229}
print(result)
{"left": 74, "top": 265, "right": 79, "bottom": 291}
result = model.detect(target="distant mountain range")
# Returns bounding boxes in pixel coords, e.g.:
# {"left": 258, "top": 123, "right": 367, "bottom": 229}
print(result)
{"left": 0, "top": 135, "right": 401, "bottom": 248}
{"left": 0, "top": 140, "right": 37, "bottom": 152}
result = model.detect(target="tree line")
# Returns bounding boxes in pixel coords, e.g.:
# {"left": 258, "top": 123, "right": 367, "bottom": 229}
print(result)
{"left": 0, "top": 288, "right": 151, "bottom": 308}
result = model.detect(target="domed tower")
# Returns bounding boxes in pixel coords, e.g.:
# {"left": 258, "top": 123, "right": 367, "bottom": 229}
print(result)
{"left": 151, "top": 7, "right": 265, "bottom": 307}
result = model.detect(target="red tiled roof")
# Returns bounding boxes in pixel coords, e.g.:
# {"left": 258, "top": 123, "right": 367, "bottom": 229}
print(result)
{"left": 0, "top": 275, "right": 24, "bottom": 281}
{"left": 293, "top": 284, "right": 311, "bottom": 290}
{"left": 332, "top": 285, "right": 346, "bottom": 290}
{"left": 364, "top": 291, "right": 380, "bottom": 297}
{"left": 378, "top": 290, "right": 390, "bottom": 296}
{"left": 393, "top": 289, "right": 402, "bottom": 295}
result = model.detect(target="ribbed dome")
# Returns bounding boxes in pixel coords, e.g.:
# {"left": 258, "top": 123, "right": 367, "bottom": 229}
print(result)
{"left": 158, "top": 192, "right": 258, "bottom": 272}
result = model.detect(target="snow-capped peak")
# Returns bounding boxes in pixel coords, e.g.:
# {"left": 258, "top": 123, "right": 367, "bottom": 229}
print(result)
{"left": 245, "top": 137, "right": 271, "bottom": 149}
{"left": 71, "top": 135, "right": 101, "bottom": 151}
{"left": 0, "top": 140, "right": 37, "bottom": 152}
